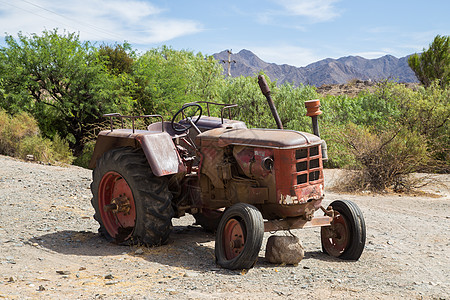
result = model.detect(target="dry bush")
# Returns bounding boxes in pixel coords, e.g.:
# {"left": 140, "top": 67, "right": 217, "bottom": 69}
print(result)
{"left": 0, "top": 110, "right": 73, "bottom": 164}
{"left": 0, "top": 110, "right": 39, "bottom": 155}
{"left": 335, "top": 123, "right": 432, "bottom": 192}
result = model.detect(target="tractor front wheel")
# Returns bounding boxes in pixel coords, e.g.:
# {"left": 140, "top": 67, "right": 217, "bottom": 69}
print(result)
{"left": 91, "top": 147, "right": 173, "bottom": 246}
{"left": 215, "top": 203, "right": 264, "bottom": 270}
{"left": 321, "top": 200, "right": 366, "bottom": 260}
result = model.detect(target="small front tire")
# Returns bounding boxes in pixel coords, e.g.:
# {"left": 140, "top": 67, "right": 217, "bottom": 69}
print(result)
{"left": 215, "top": 203, "right": 264, "bottom": 270}
{"left": 321, "top": 200, "right": 366, "bottom": 260}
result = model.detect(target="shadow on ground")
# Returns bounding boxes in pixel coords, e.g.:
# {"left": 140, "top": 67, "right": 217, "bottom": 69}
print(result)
{"left": 30, "top": 224, "right": 336, "bottom": 274}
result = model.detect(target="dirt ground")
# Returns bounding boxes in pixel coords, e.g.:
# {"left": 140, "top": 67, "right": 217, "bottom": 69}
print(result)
{"left": 0, "top": 155, "right": 448, "bottom": 299}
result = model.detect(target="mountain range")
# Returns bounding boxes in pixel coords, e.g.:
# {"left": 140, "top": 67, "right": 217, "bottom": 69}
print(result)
{"left": 213, "top": 49, "right": 418, "bottom": 86}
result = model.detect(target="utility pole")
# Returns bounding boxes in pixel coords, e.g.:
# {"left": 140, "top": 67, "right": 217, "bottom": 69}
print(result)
{"left": 221, "top": 49, "right": 236, "bottom": 77}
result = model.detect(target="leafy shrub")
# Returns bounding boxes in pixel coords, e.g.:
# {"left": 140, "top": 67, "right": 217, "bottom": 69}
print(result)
{"left": 0, "top": 109, "right": 73, "bottom": 164}
{"left": 16, "top": 135, "right": 53, "bottom": 162}
{"left": 49, "top": 134, "right": 74, "bottom": 164}
{"left": 73, "top": 141, "right": 96, "bottom": 168}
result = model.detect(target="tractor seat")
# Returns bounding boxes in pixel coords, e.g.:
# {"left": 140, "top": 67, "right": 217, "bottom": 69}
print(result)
{"left": 179, "top": 116, "right": 247, "bottom": 132}
{"left": 147, "top": 122, "right": 187, "bottom": 139}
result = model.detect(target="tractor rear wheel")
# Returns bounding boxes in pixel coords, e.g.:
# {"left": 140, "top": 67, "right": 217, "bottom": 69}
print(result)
{"left": 215, "top": 203, "right": 264, "bottom": 270}
{"left": 321, "top": 200, "right": 366, "bottom": 260}
{"left": 91, "top": 147, "right": 173, "bottom": 246}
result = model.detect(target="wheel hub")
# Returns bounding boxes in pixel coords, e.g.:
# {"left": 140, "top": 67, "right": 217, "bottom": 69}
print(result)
{"left": 223, "top": 219, "right": 245, "bottom": 259}
{"left": 104, "top": 195, "right": 131, "bottom": 214}
{"left": 321, "top": 213, "right": 349, "bottom": 257}
{"left": 98, "top": 171, "right": 136, "bottom": 239}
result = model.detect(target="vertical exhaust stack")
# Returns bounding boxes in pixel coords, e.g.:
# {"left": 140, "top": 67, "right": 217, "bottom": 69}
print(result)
{"left": 305, "top": 99, "right": 322, "bottom": 136}
{"left": 258, "top": 75, "right": 284, "bottom": 130}
{"left": 305, "top": 99, "right": 328, "bottom": 161}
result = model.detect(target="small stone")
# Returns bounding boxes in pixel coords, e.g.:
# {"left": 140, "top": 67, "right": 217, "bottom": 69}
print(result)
{"left": 135, "top": 248, "right": 144, "bottom": 255}
{"left": 183, "top": 271, "right": 199, "bottom": 278}
{"left": 274, "top": 290, "right": 285, "bottom": 296}
{"left": 8, "top": 276, "right": 16, "bottom": 282}
{"left": 104, "top": 274, "right": 114, "bottom": 280}
{"left": 32, "top": 243, "right": 39, "bottom": 247}
{"left": 56, "top": 270, "right": 71, "bottom": 275}
{"left": 79, "top": 267, "right": 86, "bottom": 271}
{"left": 38, "top": 285, "right": 45, "bottom": 291}
{"left": 105, "top": 280, "right": 119, "bottom": 285}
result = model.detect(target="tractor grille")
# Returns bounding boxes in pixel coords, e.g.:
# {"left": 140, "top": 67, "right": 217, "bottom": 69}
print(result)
{"left": 295, "top": 145, "right": 322, "bottom": 185}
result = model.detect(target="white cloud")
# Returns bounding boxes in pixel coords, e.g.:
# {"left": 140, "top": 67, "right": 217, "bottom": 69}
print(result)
{"left": 0, "top": 0, "right": 202, "bottom": 45}
{"left": 252, "top": 45, "right": 322, "bottom": 67}
{"left": 276, "top": 0, "right": 341, "bottom": 22}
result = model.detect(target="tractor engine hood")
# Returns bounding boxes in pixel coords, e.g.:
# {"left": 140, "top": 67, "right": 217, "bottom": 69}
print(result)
{"left": 196, "top": 127, "right": 322, "bottom": 149}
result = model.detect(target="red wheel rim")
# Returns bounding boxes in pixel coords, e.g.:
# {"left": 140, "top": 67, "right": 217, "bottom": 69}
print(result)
{"left": 98, "top": 171, "right": 136, "bottom": 240}
{"left": 223, "top": 218, "right": 245, "bottom": 260}
{"left": 321, "top": 213, "right": 349, "bottom": 257}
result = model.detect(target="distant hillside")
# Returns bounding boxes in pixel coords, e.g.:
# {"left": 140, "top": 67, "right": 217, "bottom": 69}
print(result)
{"left": 213, "top": 49, "right": 418, "bottom": 86}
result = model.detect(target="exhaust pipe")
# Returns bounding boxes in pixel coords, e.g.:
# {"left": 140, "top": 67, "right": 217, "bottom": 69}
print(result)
{"left": 305, "top": 99, "right": 322, "bottom": 136}
{"left": 258, "top": 75, "right": 283, "bottom": 129}
{"left": 305, "top": 99, "right": 328, "bottom": 161}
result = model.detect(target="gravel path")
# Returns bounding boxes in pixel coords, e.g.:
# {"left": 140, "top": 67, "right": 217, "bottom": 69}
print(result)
{"left": 0, "top": 155, "right": 448, "bottom": 299}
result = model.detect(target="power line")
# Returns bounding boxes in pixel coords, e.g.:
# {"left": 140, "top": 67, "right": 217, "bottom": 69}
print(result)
{"left": 0, "top": 0, "right": 124, "bottom": 42}
{"left": 18, "top": 0, "right": 123, "bottom": 41}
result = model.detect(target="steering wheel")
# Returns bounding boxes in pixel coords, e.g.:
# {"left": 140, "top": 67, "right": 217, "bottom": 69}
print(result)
{"left": 171, "top": 103, "right": 203, "bottom": 133}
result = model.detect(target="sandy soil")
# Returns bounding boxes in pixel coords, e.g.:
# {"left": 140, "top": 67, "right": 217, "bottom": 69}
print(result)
{"left": 0, "top": 155, "right": 448, "bottom": 299}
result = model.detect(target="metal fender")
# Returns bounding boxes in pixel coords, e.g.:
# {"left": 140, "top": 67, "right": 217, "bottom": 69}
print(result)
{"left": 89, "top": 129, "right": 186, "bottom": 176}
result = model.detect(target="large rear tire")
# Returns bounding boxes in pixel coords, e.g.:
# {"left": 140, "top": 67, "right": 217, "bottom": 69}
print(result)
{"left": 321, "top": 200, "right": 366, "bottom": 260}
{"left": 91, "top": 147, "right": 173, "bottom": 246}
{"left": 215, "top": 203, "right": 264, "bottom": 270}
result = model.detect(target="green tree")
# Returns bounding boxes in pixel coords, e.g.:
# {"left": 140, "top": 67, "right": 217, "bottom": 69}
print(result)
{"left": 132, "top": 46, "right": 224, "bottom": 117}
{"left": 408, "top": 35, "right": 450, "bottom": 88}
{"left": 0, "top": 29, "right": 131, "bottom": 155}
{"left": 98, "top": 42, "right": 134, "bottom": 75}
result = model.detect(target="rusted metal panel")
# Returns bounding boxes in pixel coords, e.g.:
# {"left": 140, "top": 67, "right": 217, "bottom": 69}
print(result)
{"left": 137, "top": 133, "right": 186, "bottom": 176}
{"left": 273, "top": 146, "right": 324, "bottom": 206}
{"left": 233, "top": 146, "right": 274, "bottom": 179}
{"left": 248, "top": 187, "right": 268, "bottom": 204}
{"left": 198, "top": 127, "right": 321, "bottom": 149}
{"left": 264, "top": 215, "right": 332, "bottom": 232}
{"left": 89, "top": 130, "right": 138, "bottom": 169}
{"left": 89, "top": 129, "right": 185, "bottom": 176}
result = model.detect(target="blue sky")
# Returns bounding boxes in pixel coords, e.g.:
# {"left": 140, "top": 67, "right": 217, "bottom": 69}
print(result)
{"left": 0, "top": 0, "right": 448, "bottom": 67}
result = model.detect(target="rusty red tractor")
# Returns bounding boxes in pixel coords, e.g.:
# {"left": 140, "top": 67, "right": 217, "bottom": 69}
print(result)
{"left": 89, "top": 75, "right": 366, "bottom": 270}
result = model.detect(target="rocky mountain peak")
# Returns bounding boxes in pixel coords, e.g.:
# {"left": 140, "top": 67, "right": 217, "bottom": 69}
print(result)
{"left": 213, "top": 50, "right": 418, "bottom": 86}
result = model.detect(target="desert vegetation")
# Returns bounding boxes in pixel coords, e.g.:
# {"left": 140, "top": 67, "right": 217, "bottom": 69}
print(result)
{"left": 0, "top": 30, "right": 448, "bottom": 191}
